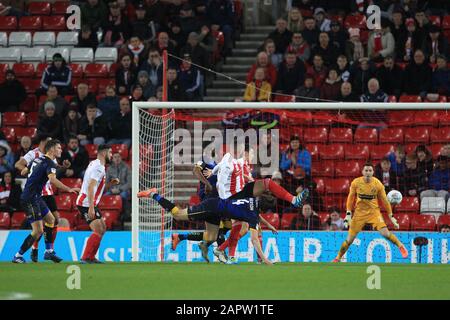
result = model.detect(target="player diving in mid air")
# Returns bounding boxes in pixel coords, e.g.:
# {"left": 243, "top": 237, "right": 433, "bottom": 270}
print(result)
{"left": 332, "top": 163, "right": 408, "bottom": 262}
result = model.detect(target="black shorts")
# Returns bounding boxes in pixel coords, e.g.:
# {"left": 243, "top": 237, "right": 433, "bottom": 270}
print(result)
{"left": 42, "top": 195, "right": 57, "bottom": 212}
{"left": 77, "top": 206, "right": 102, "bottom": 224}
{"left": 187, "top": 198, "right": 221, "bottom": 226}
{"left": 229, "top": 181, "right": 255, "bottom": 200}
{"left": 21, "top": 197, "right": 50, "bottom": 223}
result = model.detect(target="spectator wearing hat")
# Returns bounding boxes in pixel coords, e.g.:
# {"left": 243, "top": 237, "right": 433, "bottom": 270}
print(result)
{"left": 135, "top": 70, "right": 156, "bottom": 100}
{"left": 351, "top": 57, "right": 376, "bottom": 96}
{"left": 78, "top": 104, "right": 108, "bottom": 146}
{"left": 286, "top": 32, "right": 310, "bottom": 62}
{"left": 70, "top": 82, "right": 97, "bottom": 116}
{"left": 397, "top": 18, "right": 426, "bottom": 62}
{"left": 420, "top": 155, "right": 449, "bottom": 201}
{"left": 38, "top": 85, "right": 68, "bottom": 119}
{"left": 424, "top": 24, "right": 449, "bottom": 64}
{"left": 131, "top": 2, "right": 155, "bottom": 42}
{"left": 267, "top": 17, "right": 293, "bottom": 54}
{"left": 60, "top": 135, "right": 89, "bottom": 179}
{"left": 375, "top": 55, "right": 404, "bottom": 98}
{"left": 367, "top": 19, "right": 395, "bottom": 62}
{"left": 122, "top": 36, "right": 148, "bottom": 68}
{"left": 432, "top": 55, "right": 450, "bottom": 96}
{"left": 302, "top": 16, "right": 320, "bottom": 47}
{"left": 336, "top": 81, "right": 359, "bottom": 102}
{"left": 108, "top": 97, "right": 132, "bottom": 148}
{"left": 287, "top": 7, "right": 304, "bottom": 33}
{"left": 63, "top": 102, "right": 81, "bottom": 143}
{"left": 274, "top": 51, "right": 306, "bottom": 95}
{"left": 37, "top": 101, "right": 63, "bottom": 141}
{"left": 328, "top": 20, "right": 348, "bottom": 53}
{"left": 280, "top": 135, "right": 311, "bottom": 177}
{"left": 101, "top": 1, "right": 131, "bottom": 48}
{"left": 116, "top": 53, "right": 138, "bottom": 96}
{"left": 306, "top": 54, "right": 328, "bottom": 88}
{"left": 246, "top": 51, "right": 278, "bottom": 88}
{"left": 320, "top": 68, "right": 342, "bottom": 101}
{"left": 39, "top": 53, "right": 72, "bottom": 97}
{"left": 243, "top": 67, "right": 271, "bottom": 102}
{"left": 0, "top": 69, "right": 26, "bottom": 112}
{"left": 0, "top": 171, "right": 22, "bottom": 213}
{"left": 77, "top": 24, "right": 99, "bottom": 50}
{"left": 178, "top": 54, "right": 202, "bottom": 101}
{"left": 294, "top": 74, "right": 320, "bottom": 102}
{"left": 139, "top": 48, "right": 163, "bottom": 89}
{"left": 403, "top": 49, "right": 433, "bottom": 98}
{"left": 0, "top": 142, "right": 14, "bottom": 175}
{"left": 81, "top": 0, "right": 108, "bottom": 32}
{"left": 345, "top": 27, "right": 366, "bottom": 63}
{"left": 314, "top": 7, "right": 331, "bottom": 32}
{"left": 97, "top": 85, "right": 120, "bottom": 124}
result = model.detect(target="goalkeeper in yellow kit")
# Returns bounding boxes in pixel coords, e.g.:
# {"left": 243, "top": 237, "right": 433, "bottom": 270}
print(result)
{"left": 332, "top": 163, "right": 408, "bottom": 262}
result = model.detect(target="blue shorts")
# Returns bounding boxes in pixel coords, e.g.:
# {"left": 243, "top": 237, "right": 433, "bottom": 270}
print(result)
{"left": 21, "top": 197, "right": 50, "bottom": 223}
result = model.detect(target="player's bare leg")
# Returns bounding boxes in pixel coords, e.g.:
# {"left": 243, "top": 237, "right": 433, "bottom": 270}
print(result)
{"left": 41, "top": 212, "right": 62, "bottom": 263}
{"left": 333, "top": 232, "right": 358, "bottom": 263}
{"left": 379, "top": 227, "right": 408, "bottom": 258}
{"left": 81, "top": 218, "right": 106, "bottom": 264}
{"left": 253, "top": 179, "right": 309, "bottom": 207}
{"left": 13, "top": 221, "right": 44, "bottom": 263}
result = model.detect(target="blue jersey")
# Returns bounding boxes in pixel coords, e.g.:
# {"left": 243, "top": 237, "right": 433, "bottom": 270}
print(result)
{"left": 196, "top": 160, "right": 218, "bottom": 200}
{"left": 21, "top": 155, "right": 57, "bottom": 201}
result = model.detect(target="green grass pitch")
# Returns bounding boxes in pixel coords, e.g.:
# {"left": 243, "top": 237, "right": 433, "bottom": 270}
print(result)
{"left": 0, "top": 262, "right": 449, "bottom": 300}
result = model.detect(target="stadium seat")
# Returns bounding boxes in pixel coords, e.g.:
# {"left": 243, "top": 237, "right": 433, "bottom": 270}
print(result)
{"left": 8, "top": 31, "right": 32, "bottom": 47}
{"left": 430, "top": 144, "right": 443, "bottom": 158}
{"left": 399, "top": 95, "right": 422, "bottom": 102}
{"left": 15, "top": 127, "right": 37, "bottom": 141}
{"left": 305, "top": 143, "right": 321, "bottom": 160}
{"left": 84, "top": 63, "right": 109, "bottom": 78}
{"left": 443, "top": 15, "right": 450, "bottom": 29}
{"left": 2, "top": 112, "right": 26, "bottom": 126}
{"left": 97, "top": 78, "right": 115, "bottom": 93}
{"left": 21, "top": 79, "right": 41, "bottom": 94}
{"left": 326, "top": 178, "right": 350, "bottom": 194}
{"left": 393, "top": 213, "right": 411, "bottom": 231}
{"left": 0, "top": 16, "right": 17, "bottom": 30}
{"left": 379, "top": 127, "right": 404, "bottom": 144}
{"left": 109, "top": 62, "right": 118, "bottom": 77}
{"left": 314, "top": 178, "right": 325, "bottom": 194}
{"left": 388, "top": 111, "right": 414, "bottom": 124}
{"left": 0, "top": 212, "right": 11, "bottom": 229}
{"left": 311, "top": 111, "right": 333, "bottom": 126}
{"left": 21, "top": 47, "right": 46, "bottom": 64}
{"left": 111, "top": 144, "right": 129, "bottom": 159}
{"left": 395, "top": 197, "right": 419, "bottom": 213}
{"left": 68, "top": 63, "right": 83, "bottom": 78}
{"left": 0, "top": 32, "right": 7, "bottom": 47}
{"left": 46, "top": 47, "right": 70, "bottom": 63}
{"left": 438, "top": 215, "right": 450, "bottom": 229}
{"left": 26, "top": 112, "right": 39, "bottom": 126}
{"left": 54, "top": 194, "right": 73, "bottom": 211}
{"left": 303, "top": 127, "right": 328, "bottom": 143}
{"left": 98, "top": 195, "right": 122, "bottom": 211}
{"left": 370, "top": 144, "right": 394, "bottom": 160}
{"left": 60, "top": 178, "right": 82, "bottom": 191}
{"left": 319, "top": 144, "right": 345, "bottom": 160}
{"left": 11, "top": 212, "right": 27, "bottom": 229}
{"left": 102, "top": 210, "right": 120, "bottom": 230}
{"left": 335, "top": 161, "right": 362, "bottom": 178}
{"left": 94, "top": 47, "right": 118, "bottom": 65}
{"left": 318, "top": 213, "right": 330, "bottom": 225}
{"left": 344, "top": 144, "right": 370, "bottom": 160}
{"left": 273, "top": 95, "right": 295, "bottom": 102}
{"left": 1, "top": 128, "right": 16, "bottom": 143}
{"left": 0, "top": 47, "right": 21, "bottom": 64}
{"left": 323, "top": 195, "right": 346, "bottom": 211}
{"left": 411, "top": 214, "right": 436, "bottom": 231}
{"left": 70, "top": 47, "right": 94, "bottom": 64}
{"left": 328, "top": 128, "right": 353, "bottom": 143}
{"left": 311, "top": 160, "right": 334, "bottom": 177}
{"left": 189, "top": 195, "right": 201, "bottom": 206}
{"left": 259, "top": 213, "right": 280, "bottom": 230}
{"left": 280, "top": 127, "right": 303, "bottom": 142}
{"left": 279, "top": 213, "right": 298, "bottom": 230}
{"left": 404, "top": 127, "right": 431, "bottom": 144}
{"left": 28, "top": 2, "right": 51, "bottom": 15}
{"left": 53, "top": 1, "right": 70, "bottom": 15}
{"left": 429, "top": 15, "right": 441, "bottom": 26}
{"left": 84, "top": 144, "right": 97, "bottom": 159}
{"left": 33, "top": 31, "right": 56, "bottom": 47}
{"left": 12, "top": 63, "right": 35, "bottom": 78}
{"left": 19, "top": 16, "right": 42, "bottom": 30}
{"left": 388, "top": 95, "right": 397, "bottom": 102}
{"left": 42, "top": 16, "right": 66, "bottom": 31}
{"left": 0, "top": 63, "right": 8, "bottom": 75}
{"left": 430, "top": 127, "right": 450, "bottom": 143}
{"left": 35, "top": 62, "right": 48, "bottom": 78}
{"left": 420, "top": 197, "right": 446, "bottom": 217}
{"left": 413, "top": 110, "right": 440, "bottom": 126}
{"left": 344, "top": 14, "right": 366, "bottom": 29}
{"left": 59, "top": 211, "right": 77, "bottom": 228}
{"left": 56, "top": 31, "right": 78, "bottom": 47}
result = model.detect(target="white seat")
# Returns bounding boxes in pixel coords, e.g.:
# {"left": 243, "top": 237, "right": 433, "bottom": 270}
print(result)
{"left": 0, "top": 32, "right": 7, "bottom": 47}
{"left": 46, "top": 47, "right": 70, "bottom": 63}
{"left": 56, "top": 31, "right": 78, "bottom": 47}
{"left": 94, "top": 47, "right": 117, "bottom": 66}
{"left": 447, "top": 198, "right": 450, "bottom": 213}
{"left": 421, "top": 197, "right": 446, "bottom": 217}
{"left": 70, "top": 47, "right": 94, "bottom": 64}
{"left": 8, "top": 32, "right": 32, "bottom": 47}
{"left": 33, "top": 31, "right": 55, "bottom": 47}
{"left": 21, "top": 47, "right": 46, "bottom": 65}
{"left": 0, "top": 47, "right": 21, "bottom": 67}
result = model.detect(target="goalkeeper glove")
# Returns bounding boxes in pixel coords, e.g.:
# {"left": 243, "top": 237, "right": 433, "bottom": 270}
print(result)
{"left": 390, "top": 214, "right": 399, "bottom": 229}
{"left": 343, "top": 211, "right": 352, "bottom": 229}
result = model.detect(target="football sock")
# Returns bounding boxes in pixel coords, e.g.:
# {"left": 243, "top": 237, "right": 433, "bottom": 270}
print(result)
{"left": 44, "top": 223, "right": 54, "bottom": 251}
{"left": 32, "top": 235, "right": 42, "bottom": 250}
{"left": 152, "top": 194, "right": 176, "bottom": 213}
{"left": 264, "top": 178, "right": 295, "bottom": 203}
{"left": 219, "top": 223, "right": 241, "bottom": 251}
{"left": 51, "top": 225, "right": 58, "bottom": 249}
{"left": 336, "top": 240, "right": 350, "bottom": 260}
{"left": 89, "top": 232, "right": 102, "bottom": 260}
{"left": 82, "top": 232, "right": 102, "bottom": 260}
{"left": 386, "top": 233, "right": 402, "bottom": 248}
{"left": 228, "top": 225, "right": 243, "bottom": 257}
{"left": 19, "top": 234, "right": 37, "bottom": 255}
{"left": 216, "top": 228, "right": 229, "bottom": 246}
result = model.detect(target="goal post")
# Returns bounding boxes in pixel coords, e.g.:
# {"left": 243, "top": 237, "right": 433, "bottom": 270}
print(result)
{"left": 131, "top": 102, "right": 449, "bottom": 262}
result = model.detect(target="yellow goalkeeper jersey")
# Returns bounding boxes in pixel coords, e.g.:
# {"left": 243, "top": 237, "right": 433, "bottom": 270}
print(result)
{"left": 346, "top": 176, "right": 392, "bottom": 215}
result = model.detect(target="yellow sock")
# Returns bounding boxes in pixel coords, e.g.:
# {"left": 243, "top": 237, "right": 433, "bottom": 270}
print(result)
{"left": 170, "top": 207, "right": 179, "bottom": 215}
{"left": 387, "top": 233, "right": 402, "bottom": 248}
{"left": 336, "top": 240, "right": 350, "bottom": 260}
{"left": 44, "top": 222, "right": 54, "bottom": 228}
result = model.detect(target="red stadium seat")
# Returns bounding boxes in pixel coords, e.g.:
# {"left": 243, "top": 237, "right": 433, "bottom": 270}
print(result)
{"left": 73, "top": 214, "right": 91, "bottom": 230}
{"left": 259, "top": 213, "right": 280, "bottom": 230}
{"left": 0, "top": 16, "right": 17, "bottom": 30}
{"left": 21, "top": 79, "right": 41, "bottom": 94}
{"left": 42, "top": 16, "right": 66, "bottom": 31}
{"left": 189, "top": 195, "right": 201, "bottom": 206}
{"left": 13, "top": 63, "right": 35, "bottom": 78}
{"left": 430, "top": 144, "right": 444, "bottom": 158}
{"left": 111, "top": 144, "right": 129, "bottom": 159}
{"left": 314, "top": 178, "right": 325, "bottom": 194}
{"left": 393, "top": 213, "right": 412, "bottom": 231}
{"left": 326, "top": 178, "right": 350, "bottom": 194}
{"left": 26, "top": 111, "right": 39, "bottom": 126}
{"left": 319, "top": 144, "right": 345, "bottom": 160}
{"left": 404, "top": 143, "right": 417, "bottom": 155}
{"left": 323, "top": 195, "right": 346, "bottom": 212}
{"left": 303, "top": 127, "right": 328, "bottom": 143}
{"left": 444, "top": 15, "right": 450, "bottom": 29}
{"left": 279, "top": 213, "right": 298, "bottom": 230}
{"left": 97, "top": 78, "right": 115, "bottom": 93}
{"left": 36, "top": 63, "right": 48, "bottom": 78}
{"left": 354, "top": 128, "right": 378, "bottom": 144}
{"left": 59, "top": 210, "right": 77, "bottom": 228}
{"left": 1, "top": 128, "right": 16, "bottom": 143}
{"left": 109, "top": 63, "right": 118, "bottom": 77}
{"left": 431, "top": 127, "right": 450, "bottom": 143}
{"left": 429, "top": 15, "right": 441, "bottom": 26}
{"left": 102, "top": 210, "right": 120, "bottom": 230}
{"left": 60, "top": 178, "right": 82, "bottom": 191}
{"left": 84, "top": 63, "right": 109, "bottom": 78}
{"left": 438, "top": 215, "right": 450, "bottom": 229}
{"left": 395, "top": 197, "right": 419, "bottom": 213}
{"left": 344, "top": 14, "right": 366, "bottom": 29}
{"left": 2, "top": 112, "right": 26, "bottom": 126}
{"left": 19, "top": 16, "right": 42, "bottom": 30}
{"left": 0, "top": 212, "right": 11, "bottom": 229}
{"left": 370, "top": 144, "right": 394, "bottom": 160}
{"left": 69, "top": 63, "right": 83, "bottom": 78}
{"left": 388, "top": 111, "right": 414, "bottom": 124}
{"left": 328, "top": 128, "right": 353, "bottom": 143}
{"left": 28, "top": 2, "right": 51, "bottom": 15}
{"left": 15, "top": 127, "right": 37, "bottom": 141}
{"left": 379, "top": 127, "right": 404, "bottom": 144}
{"left": 20, "top": 96, "right": 37, "bottom": 113}
{"left": 335, "top": 161, "right": 362, "bottom": 178}
{"left": 388, "top": 95, "right": 397, "bottom": 102}
{"left": 273, "top": 95, "right": 295, "bottom": 102}
{"left": 312, "top": 111, "right": 333, "bottom": 126}
{"left": 305, "top": 143, "right": 321, "bottom": 160}
{"left": 0, "top": 63, "right": 9, "bottom": 76}
{"left": 11, "top": 212, "right": 27, "bottom": 229}
{"left": 52, "top": 2, "right": 70, "bottom": 15}
{"left": 399, "top": 95, "right": 422, "bottom": 102}
{"left": 345, "top": 144, "right": 370, "bottom": 160}
{"left": 311, "top": 160, "right": 334, "bottom": 177}
{"left": 84, "top": 144, "right": 98, "bottom": 159}
{"left": 98, "top": 195, "right": 122, "bottom": 210}
{"left": 318, "top": 213, "right": 330, "bottom": 225}
{"left": 413, "top": 110, "right": 441, "bottom": 126}
{"left": 404, "top": 127, "right": 431, "bottom": 144}
{"left": 54, "top": 194, "right": 73, "bottom": 211}
{"left": 411, "top": 214, "right": 436, "bottom": 231}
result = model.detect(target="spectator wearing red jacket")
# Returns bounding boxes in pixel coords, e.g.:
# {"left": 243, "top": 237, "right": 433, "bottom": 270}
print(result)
{"left": 306, "top": 54, "right": 328, "bottom": 88}
{"left": 286, "top": 32, "right": 310, "bottom": 62}
{"left": 246, "top": 52, "right": 277, "bottom": 88}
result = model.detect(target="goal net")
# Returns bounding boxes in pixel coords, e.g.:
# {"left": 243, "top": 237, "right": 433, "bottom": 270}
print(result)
{"left": 132, "top": 102, "right": 449, "bottom": 263}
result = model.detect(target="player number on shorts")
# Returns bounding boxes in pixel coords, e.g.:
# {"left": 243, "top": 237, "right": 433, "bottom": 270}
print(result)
{"left": 232, "top": 199, "right": 249, "bottom": 206}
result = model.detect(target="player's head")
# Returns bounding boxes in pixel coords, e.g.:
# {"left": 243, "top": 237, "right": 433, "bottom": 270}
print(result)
{"left": 362, "top": 163, "right": 374, "bottom": 179}
{"left": 98, "top": 144, "right": 112, "bottom": 164}
{"left": 35, "top": 133, "right": 51, "bottom": 148}
{"left": 45, "top": 139, "right": 62, "bottom": 158}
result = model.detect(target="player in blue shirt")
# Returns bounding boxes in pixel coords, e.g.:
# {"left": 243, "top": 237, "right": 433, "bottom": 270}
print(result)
{"left": 12, "top": 140, "right": 80, "bottom": 263}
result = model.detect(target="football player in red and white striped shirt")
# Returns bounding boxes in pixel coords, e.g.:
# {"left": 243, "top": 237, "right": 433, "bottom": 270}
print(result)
{"left": 76, "top": 144, "right": 118, "bottom": 264}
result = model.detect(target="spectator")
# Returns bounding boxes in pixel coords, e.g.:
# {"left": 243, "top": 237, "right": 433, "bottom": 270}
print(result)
{"left": 294, "top": 74, "right": 320, "bottom": 102}
{"left": 178, "top": 3, "right": 201, "bottom": 37}
{"left": 108, "top": 98, "right": 132, "bottom": 148}
{"left": 14, "top": 136, "right": 32, "bottom": 164}
{"left": 441, "top": 143, "right": 450, "bottom": 158}
{"left": 306, "top": 54, "right": 328, "bottom": 88}
{"left": 398, "top": 18, "right": 426, "bottom": 62}
{"left": 375, "top": 157, "right": 399, "bottom": 192}
{"left": 0, "top": 70, "right": 26, "bottom": 112}
{"left": 178, "top": 54, "right": 202, "bottom": 101}
{"left": 168, "top": 20, "right": 186, "bottom": 51}
{"left": 310, "top": 32, "right": 338, "bottom": 66}
{"left": 424, "top": 25, "right": 449, "bottom": 64}
{"left": 361, "top": 78, "right": 389, "bottom": 102}
{"left": 78, "top": 104, "right": 108, "bottom": 146}
{"left": 135, "top": 70, "right": 156, "bottom": 100}
{"left": 70, "top": 82, "right": 97, "bottom": 116}
{"left": 106, "top": 152, "right": 131, "bottom": 215}
{"left": 414, "top": 9, "right": 430, "bottom": 43}
{"left": 144, "top": 0, "right": 169, "bottom": 31}
{"left": 130, "top": 2, "right": 155, "bottom": 42}
{"left": 335, "top": 54, "right": 351, "bottom": 82}
{"left": 403, "top": 49, "right": 432, "bottom": 99}
{"left": 0, "top": 171, "right": 21, "bottom": 213}
{"left": 420, "top": 155, "right": 449, "bottom": 200}
{"left": 151, "top": 31, "right": 176, "bottom": 56}
{"left": 351, "top": 57, "right": 376, "bottom": 96}
{"left": 97, "top": 85, "right": 120, "bottom": 124}
{"left": 320, "top": 68, "right": 342, "bottom": 101}
{"left": 117, "top": 0, "right": 135, "bottom": 23}
{"left": 414, "top": 144, "right": 434, "bottom": 177}
{"left": 302, "top": 16, "right": 320, "bottom": 47}
{"left": 167, "top": 67, "right": 183, "bottom": 101}
{"left": 77, "top": 24, "right": 99, "bottom": 50}
{"left": 267, "top": 17, "right": 293, "bottom": 54}
{"left": 313, "top": 7, "right": 330, "bottom": 32}
{"left": 116, "top": 53, "right": 137, "bottom": 96}
{"left": 122, "top": 36, "right": 148, "bottom": 67}
{"left": 328, "top": 20, "right": 348, "bottom": 53}
{"left": 81, "top": 0, "right": 108, "bottom": 32}
{"left": 324, "top": 207, "right": 345, "bottom": 231}
{"left": 63, "top": 102, "right": 81, "bottom": 143}
{"left": 337, "top": 81, "right": 359, "bottom": 102}
{"left": 432, "top": 55, "right": 450, "bottom": 96}
{"left": 59, "top": 136, "right": 89, "bottom": 179}
{"left": 440, "top": 224, "right": 450, "bottom": 233}
{"left": 280, "top": 135, "right": 311, "bottom": 177}
{"left": 40, "top": 53, "right": 72, "bottom": 97}
{"left": 262, "top": 39, "right": 283, "bottom": 69}
{"left": 345, "top": 27, "right": 366, "bottom": 64}
{"left": 206, "top": 0, "right": 234, "bottom": 56}
{"left": 139, "top": 48, "right": 163, "bottom": 89}
{"left": 38, "top": 85, "right": 68, "bottom": 118}
{"left": 275, "top": 52, "right": 306, "bottom": 95}
{"left": 101, "top": 1, "right": 130, "bottom": 48}
{"left": 37, "top": 101, "right": 63, "bottom": 141}
{"left": 129, "top": 84, "right": 146, "bottom": 102}
{"left": 243, "top": 67, "right": 271, "bottom": 102}
{"left": 375, "top": 55, "right": 404, "bottom": 98}
{"left": 286, "top": 32, "right": 310, "bottom": 62}
{"left": 287, "top": 7, "right": 304, "bottom": 33}
{"left": 390, "top": 9, "right": 407, "bottom": 48}
{"left": 388, "top": 144, "right": 407, "bottom": 177}
{"left": 367, "top": 19, "right": 395, "bottom": 62}
{"left": 246, "top": 51, "right": 277, "bottom": 88}
{"left": 291, "top": 203, "right": 321, "bottom": 230}
{"left": 180, "top": 32, "right": 210, "bottom": 72}
{"left": 0, "top": 142, "right": 14, "bottom": 175}
{"left": 400, "top": 154, "right": 427, "bottom": 197}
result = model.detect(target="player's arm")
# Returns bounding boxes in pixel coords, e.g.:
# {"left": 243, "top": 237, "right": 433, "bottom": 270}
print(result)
{"left": 250, "top": 228, "right": 272, "bottom": 265}
{"left": 87, "top": 178, "right": 97, "bottom": 220}
{"left": 344, "top": 181, "right": 357, "bottom": 228}
{"left": 193, "top": 162, "right": 213, "bottom": 193}
{"left": 48, "top": 173, "right": 79, "bottom": 194}
{"left": 258, "top": 215, "right": 277, "bottom": 234}
{"left": 15, "top": 157, "right": 29, "bottom": 176}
